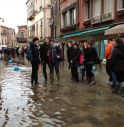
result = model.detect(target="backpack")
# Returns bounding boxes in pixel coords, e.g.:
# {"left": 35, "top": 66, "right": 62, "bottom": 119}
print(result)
{"left": 26, "top": 47, "right": 33, "bottom": 62}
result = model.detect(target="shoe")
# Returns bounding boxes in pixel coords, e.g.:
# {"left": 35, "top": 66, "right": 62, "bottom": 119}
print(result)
{"left": 112, "top": 90, "right": 118, "bottom": 94}
{"left": 90, "top": 81, "right": 96, "bottom": 85}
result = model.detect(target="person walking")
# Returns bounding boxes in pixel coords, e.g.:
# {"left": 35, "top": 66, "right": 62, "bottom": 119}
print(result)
{"left": 39, "top": 37, "right": 52, "bottom": 84}
{"left": 30, "top": 37, "right": 40, "bottom": 86}
{"left": 109, "top": 38, "right": 124, "bottom": 96}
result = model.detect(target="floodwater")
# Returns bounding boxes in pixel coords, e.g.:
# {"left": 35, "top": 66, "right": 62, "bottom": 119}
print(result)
{"left": 0, "top": 61, "right": 124, "bottom": 127}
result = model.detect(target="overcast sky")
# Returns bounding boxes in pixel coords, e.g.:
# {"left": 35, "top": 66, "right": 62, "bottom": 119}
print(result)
{"left": 0, "top": 0, "right": 27, "bottom": 32}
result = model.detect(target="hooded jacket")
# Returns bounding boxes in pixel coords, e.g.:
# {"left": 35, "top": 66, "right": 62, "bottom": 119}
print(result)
{"left": 30, "top": 41, "right": 40, "bottom": 64}
{"left": 39, "top": 43, "right": 51, "bottom": 62}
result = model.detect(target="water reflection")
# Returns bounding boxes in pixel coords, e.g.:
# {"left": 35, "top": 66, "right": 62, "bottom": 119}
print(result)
{"left": 0, "top": 63, "right": 124, "bottom": 127}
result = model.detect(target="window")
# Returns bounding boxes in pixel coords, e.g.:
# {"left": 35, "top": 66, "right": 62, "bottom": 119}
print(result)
{"left": 36, "top": 23, "right": 38, "bottom": 37}
{"left": 54, "top": 25, "right": 56, "bottom": 37}
{"left": 63, "top": 11, "right": 67, "bottom": 27}
{"left": 84, "top": 0, "right": 90, "bottom": 20}
{"left": 20, "top": 32, "right": 24, "bottom": 38}
{"left": 40, "top": 20, "right": 43, "bottom": 37}
{"left": 70, "top": 8, "right": 76, "bottom": 25}
{"left": 2, "top": 39, "right": 3, "bottom": 45}
{"left": 104, "top": 0, "right": 113, "bottom": 13}
{"left": 118, "top": 0, "right": 124, "bottom": 10}
{"left": 93, "top": 0, "right": 101, "bottom": 17}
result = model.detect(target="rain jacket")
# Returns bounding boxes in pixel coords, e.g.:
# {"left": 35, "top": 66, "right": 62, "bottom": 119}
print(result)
{"left": 105, "top": 41, "right": 115, "bottom": 60}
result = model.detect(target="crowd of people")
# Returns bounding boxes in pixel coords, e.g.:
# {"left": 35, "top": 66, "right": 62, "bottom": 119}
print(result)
{"left": 0, "top": 45, "right": 26, "bottom": 60}
{"left": 0, "top": 36, "right": 124, "bottom": 97}
{"left": 29, "top": 37, "right": 100, "bottom": 86}
{"left": 29, "top": 37, "right": 124, "bottom": 97}
{"left": 29, "top": 37, "right": 63, "bottom": 85}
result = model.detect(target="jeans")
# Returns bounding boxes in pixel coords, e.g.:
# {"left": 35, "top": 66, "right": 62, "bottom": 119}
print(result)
{"left": 51, "top": 61, "right": 59, "bottom": 73}
{"left": 31, "top": 62, "right": 39, "bottom": 84}
{"left": 71, "top": 64, "right": 79, "bottom": 81}
{"left": 85, "top": 64, "right": 94, "bottom": 79}
{"left": 42, "top": 61, "right": 52, "bottom": 80}
{"left": 106, "top": 60, "right": 112, "bottom": 82}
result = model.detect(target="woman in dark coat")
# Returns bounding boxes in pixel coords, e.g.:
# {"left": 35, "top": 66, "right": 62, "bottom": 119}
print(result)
{"left": 84, "top": 42, "right": 99, "bottom": 84}
{"left": 109, "top": 38, "right": 124, "bottom": 96}
{"left": 70, "top": 43, "right": 80, "bottom": 82}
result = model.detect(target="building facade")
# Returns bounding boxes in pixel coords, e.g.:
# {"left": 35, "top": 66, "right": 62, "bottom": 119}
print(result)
{"left": 16, "top": 25, "right": 27, "bottom": 44}
{"left": 59, "top": 0, "right": 79, "bottom": 36}
{"left": 0, "top": 25, "right": 15, "bottom": 47}
{"left": 26, "top": 0, "right": 51, "bottom": 40}
{"left": 51, "top": 0, "right": 61, "bottom": 39}
{"left": 61, "top": 0, "right": 124, "bottom": 60}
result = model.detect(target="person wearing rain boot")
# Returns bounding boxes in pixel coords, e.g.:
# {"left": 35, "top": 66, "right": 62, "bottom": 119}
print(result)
{"left": 109, "top": 38, "right": 124, "bottom": 96}
{"left": 39, "top": 37, "right": 52, "bottom": 84}
{"left": 30, "top": 37, "right": 40, "bottom": 86}
{"left": 70, "top": 43, "right": 80, "bottom": 82}
{"left": 50, "top": 40, "right": 63, "bottom": 83}
{"left": 84, "top": 42, "right": 100, "bottom": 85}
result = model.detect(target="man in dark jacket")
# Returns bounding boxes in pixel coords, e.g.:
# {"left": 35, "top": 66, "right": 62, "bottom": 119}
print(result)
{"left": 70, "top": 43, "right": 80, "bottom": 81}
{"left": 109, "top": 38, "right": 124, "bottom": 96}
{"left": 39, "top": 37, "right": 52, "bottom": 84}
{"left": 30, "top": 37, "right": 40, "bottom": 85}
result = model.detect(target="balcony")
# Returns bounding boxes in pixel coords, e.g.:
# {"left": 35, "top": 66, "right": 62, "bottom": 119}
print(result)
{"left": 91, "top": 12, "right": 114, "bottom": 24}
{"left": 91, "top": 16, "right": 101, "bottom": 24}
{"left": 102, "top": 12, "right": 114, "bottom": 21}
{"left": 17, "top": 38, "right": 27, "bottom": 43}
{"left": 27, "top": 10, "right": 35, "bottom": 21}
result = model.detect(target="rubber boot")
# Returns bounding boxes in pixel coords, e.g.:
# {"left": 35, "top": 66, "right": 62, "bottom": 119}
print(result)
{"left": 50, "top": 73, "right": 54, "bottom": 83}
{"left": 56, "top": 73, "right": 60, "bottom": 81}
{"left": 82, "top": 72, "right": 85, "bottom": 82}
{"left": 90, "top": 77, "right": 96, "bottom": 85}
{"left": 112, "top": 81, "right": 120, "bottom": 94}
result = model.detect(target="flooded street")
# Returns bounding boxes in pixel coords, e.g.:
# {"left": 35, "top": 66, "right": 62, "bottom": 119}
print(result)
{"left": 0, "top": 61, "right": 124, "bottom": 127}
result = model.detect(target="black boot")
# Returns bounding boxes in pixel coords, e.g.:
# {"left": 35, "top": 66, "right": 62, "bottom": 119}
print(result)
{"left": 56, "top": 73, "right": 60, "bottom": 81}
{"left": 50, "top": 73, "right": 54, "bottom": 83}
{"left": 112, "top": 81, "right": 120, "bottom": 94}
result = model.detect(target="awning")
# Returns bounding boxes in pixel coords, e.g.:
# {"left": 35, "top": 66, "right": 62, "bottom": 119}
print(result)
{"left": 104, "top": 24, "right": 124, "bottom": 35}
{"left": 62, "top": 31, "right": 81, "bottom": 39}
{"left": 80, "top": 26, "right": 110, "bottom": 36}
{"left": 62, "top": 26, "right": 110, "bottom": 39}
